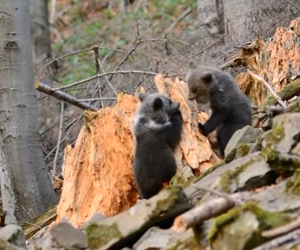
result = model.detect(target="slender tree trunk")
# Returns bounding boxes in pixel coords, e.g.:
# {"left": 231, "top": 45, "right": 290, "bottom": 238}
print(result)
{"left": 0, "top": 0, "right": 58, "bottom": 224}
{"left": 29, "top": 0, "right": 51, "bottom": 71}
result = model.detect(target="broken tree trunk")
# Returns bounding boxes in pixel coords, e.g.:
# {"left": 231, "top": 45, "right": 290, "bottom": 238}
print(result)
{"left": 55, "top": 75, "right": 220, "bottom": 226}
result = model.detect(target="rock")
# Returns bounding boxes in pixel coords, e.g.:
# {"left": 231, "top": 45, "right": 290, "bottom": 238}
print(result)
{"left": 211, "top": 210, "right": 259, "bottom": 250}
{"left": 262, "top": 113, "right": 300, "bottom": 155}
{"left": 85, "top": 186, "right": 191, "bottom": 250}
{"left": 161, "top": 228, "right": 202, "bottom": 250}
{"left": 35, "top": 234, "right": 54, "bottom": 250}
{"left": 225, "top": 125, "right": 263, "bottom": 163}
{"left": 0, "top": 225, "right": 26, "bottom": 248}
{"left": 252, "top": 179, "right": 300, "bottom": 212}
{"left": 291, "top": 142, "right": 300, "bottom": 156}
{"left": 133, "top": 227, "right": 172, "bottom": 250}
{"left": 81, "top": 212, "right": 107, "bottom": 230}
{"left": 170, "top": 166, "right": 196, "bottom": 187}
{"left": 50, "top": 218, "right": 87, "bottom": 249}
{"left": 261, "top": 117, "right": 273, "bottom": 131}
{"left": 185, "top": 152, "right": 273, "bottom": 197}
{"left": 0, "top": 238, "right": 25, "bottom": 250}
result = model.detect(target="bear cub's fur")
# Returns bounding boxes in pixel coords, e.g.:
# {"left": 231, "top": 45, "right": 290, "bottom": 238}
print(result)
{"left": 186, "top": 61, "right": 252, "bottom": 157}
{"left": 133, "top": 93, "right": 183, "bottom": 199}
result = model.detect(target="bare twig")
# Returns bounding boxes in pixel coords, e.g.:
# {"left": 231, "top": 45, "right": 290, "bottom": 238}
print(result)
{"left": 261, "top": 216, "right": 300, "bottom": 238}
{"left": 251, "top": 229, "right": 300, "bottom": 250}
{"left": 141, "top": 38, "right": 190, "bottom": 46}
{"left": 78, "top": 97, "right": 117, "bottom": 102}
{"left": 37, "top": 46, "right": 123, "bottom": 78}
{"left": 52, "top": 101, "right": 64, "bottom": 176}
{"left": 247, "top": 69, "right": 287, "bottom": 108}
{"left": 53, "top": 70, "right": 158, "bottom": 91}
{"left": 190, "top": 184, "right": 243, "bottom": 205}
{"left": 252, "top": 113, "right": 268, "bottom": 128}
{"left": 97, "top": 58, "right": 117, "bottom": 96}
{"left": 165, "top": 7, "right": 192, "bottom": 34}
{"left": 286, "top": 0, "right": 300, "bottom": 10}
{"left": 167, "top": 35, "right": 225, "bottom": 74}
{"left": 35, "top": 82, "right": 97, "bottom": 111}
{"left": 172, "top": 192, "right": 250, "bottom": 233}
{"left": 93, "top": 47, "right": 104, "bottom": 107}
{"left": 44, "top": 115, "right": 82, "bottom": 161}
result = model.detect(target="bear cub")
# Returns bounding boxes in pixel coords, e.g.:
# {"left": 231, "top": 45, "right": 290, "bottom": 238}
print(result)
{"left": 186, "top": 61, "right": 252, "bottom": 157}
{"left": 133, "top": 93, "right": 183, "bottom": 199}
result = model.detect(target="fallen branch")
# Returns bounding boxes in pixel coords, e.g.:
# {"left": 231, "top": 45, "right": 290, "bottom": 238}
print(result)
{"left": 261, "top": 215, "right": 300, "bottom": 238}
{"left": 52, "top": 101, "right": 64, "bottom": 177}
{"left": 247, "top": 69, "right": 287, "bottom": 108}
{"left": 35, "top": 82, "right": 98, "bottom": 111}
{"left": 284, "top": 97, "right": 300, "bottom": 113}
{"left": 266, "top": 78, "right": 300, "bottom": 105}
{"left": 251, "top": 229, "right": 300, "bottom": 250}
{"left": 172, "top": 192, "right": 250, "bottom": 233}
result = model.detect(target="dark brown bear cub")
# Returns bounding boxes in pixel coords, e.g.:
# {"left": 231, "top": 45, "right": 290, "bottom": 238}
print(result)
{"left": 186, "top": 61, "right": 252, "bottom": 157}
{"left": 133, "top": 93, "right": 182, "bottom": 199}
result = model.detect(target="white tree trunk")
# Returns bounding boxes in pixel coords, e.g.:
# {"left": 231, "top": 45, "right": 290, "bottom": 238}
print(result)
{"left": 29, "top": 0, "right": 51, "bottom": 69}
{"left": 0, "top": 0, "right": 58, "bottom": 224}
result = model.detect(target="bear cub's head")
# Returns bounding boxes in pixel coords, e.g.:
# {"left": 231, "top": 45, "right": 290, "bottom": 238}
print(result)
{"left": 137, "top": 93, "right": 180, "bottom": 125}
{"left": 186, "top": 61, "right": 223, "bottom": 101}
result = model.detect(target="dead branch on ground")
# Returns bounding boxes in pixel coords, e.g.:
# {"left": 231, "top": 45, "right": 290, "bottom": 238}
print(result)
{"left": 251, "top": 228, "right": 300, "bottom": 250}
{"left": 172, "top": 192, "right": 250, "bottom": 233}
{"left": 247, "top": 69, "right": 287, "bottom": 108}
{"left": 261, "top": 215, "right": 300, "bottom": 238}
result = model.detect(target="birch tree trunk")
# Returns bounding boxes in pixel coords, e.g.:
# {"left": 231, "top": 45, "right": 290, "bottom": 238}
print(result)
{"left": 29, "top": 0, "right": 52, "bottom": 79}
{"left": 0, "top": 0, "right": 58, "bottom": 224}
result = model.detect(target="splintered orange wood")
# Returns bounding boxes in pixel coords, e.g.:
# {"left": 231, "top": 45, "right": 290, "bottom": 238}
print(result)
{"left": 56, "top": 76, "right": 220, "bottom": 227}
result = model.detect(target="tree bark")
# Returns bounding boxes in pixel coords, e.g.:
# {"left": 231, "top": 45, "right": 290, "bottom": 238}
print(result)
{"left": 223, "top": 0, "right": 300, "bottom": 45}
{"left": 29, "top": 0, "right": 52, "bottom": 71}
{"left": 0, "top": 0, "right": 58, "bottom": 224}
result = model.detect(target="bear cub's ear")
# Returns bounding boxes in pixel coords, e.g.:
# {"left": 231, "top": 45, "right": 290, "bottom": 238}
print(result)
{"left": 138, "top": 93, "right": 148, "bottom": 102}
{"left": 153, "top": 97, "right": 163, "bottom": 110}
{"left": 201, "top": 72, "right": 212, "bottom": 84}
{"left": 189, "top": 61, "right": 196, "bottom": 69}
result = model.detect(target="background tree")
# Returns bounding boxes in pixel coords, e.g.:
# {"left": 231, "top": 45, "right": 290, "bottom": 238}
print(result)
{"left": 0, "top": 0, "right": 58, "bottom": 224}
{"left": 29, "top": 0, "right": 51, "bottom": 70}
{"left": 196, "top": 0, "right": 300, "bottom": 64}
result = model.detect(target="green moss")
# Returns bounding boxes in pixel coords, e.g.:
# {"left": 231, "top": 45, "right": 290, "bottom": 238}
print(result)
{"left": 170, "top": 167, "right": 197, "bottom": 188}
{"left": 165, "top": 238, "right": 203, "bottom": 250}
{"left": 23, "top": 206, "right": 57, "bottom": 239}
{"left": 153, "top": 186, "right": 185, "bottom": 215}
{"left": 207, "top": 201, "right": 290, "bottom": 248}
{"left": 261, "top": 123, "right": 285, "bottom": 162}
{"left": 192, "top": 160, "right": 225, "bottom": 184}
{"left": 86, "top": 223, "right": 121, "bottom": 249}
{"left": 286, "top": 170, "right": 300, "bottom": 194}
{"left": 285, "top": 98, "right": 300, "bottom": 113}
{"left": 266, "top": 78, "right": 300, "bottom": 105}
{"left": 267, "top": 123, "right": 285, "bottom": 144}
{"left": 218, "top": 161, "right": 249, "bottom": 192}
{"left": 238, "top": 143, "right": 251, "bottom": 157}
